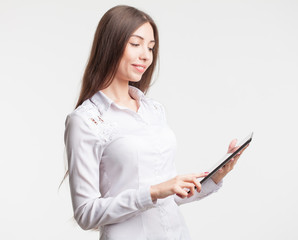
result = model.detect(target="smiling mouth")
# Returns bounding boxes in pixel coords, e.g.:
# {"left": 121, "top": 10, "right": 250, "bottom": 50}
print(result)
{"left": 132, "top": 64, "right": 146, "bottom": 73}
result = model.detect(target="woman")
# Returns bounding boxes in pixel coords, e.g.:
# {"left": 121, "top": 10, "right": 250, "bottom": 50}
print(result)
{"left": 64, "top": 5, "right": 247, "bottom": 240}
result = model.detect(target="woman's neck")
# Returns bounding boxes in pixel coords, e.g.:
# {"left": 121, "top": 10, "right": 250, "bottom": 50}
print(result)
{"left": 100, "top": 80, "right": 133, "bottom": 103}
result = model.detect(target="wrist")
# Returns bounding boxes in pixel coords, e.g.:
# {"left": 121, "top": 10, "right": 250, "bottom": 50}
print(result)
{"left": 150, "top": 185, "right": 158, "bottom": 202}
{"left": 211, "top": 175, "right": 221, "bottom": 185}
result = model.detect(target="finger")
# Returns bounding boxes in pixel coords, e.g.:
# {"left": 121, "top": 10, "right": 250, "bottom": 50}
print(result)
{"left": 239, "top": 144, "right": 249, "bottom": 154}
{"left": 228, "top": 139, "right": 238, "bottom": 153}
{"left": 175, "top": 187, "right": 188, "bottom": 198}
{"left": 231, "top": 154, "right": 240, "bottom": 161}
{"left": 176, "top": 193, "right": 184, "bottom": 198}
{"left": 233, "top": 157, "right": 239, "bottom": 166}
{"left": 183, "top": 174, "right": 203, "bottom": 192}
{"left": 185, "top": 177, "right": 202, "bottom": 193}
{"left": 235, "top": 143, "right": 250, "bottom": 156}
{"left": 225, "top": 161, "right": 234, "bottom": 171}
{"left": 234, "top": 145, "right": 248, "bottom": 159}
{"left": 180, "top": 182, "right": 196, "bottom": 189}
{"left": 194, "top": 180, "right": 201, "bottom": 193}
{"left": 196, "top": 172, "right": 210, "bottom": 178}
{"left": 187, "top": 185, "right": 195, "bottom": 197}
{"left": 230, "top": 146, "right": 240, "bottom": 155}
{"left": 181, "top": 172, "right": 209, "bottom": 182}
{"left": 180, "top": 182, "right": 197, "bottom": 195}
{"left": 226, "top": 157, "right": 238, "bottom": 170}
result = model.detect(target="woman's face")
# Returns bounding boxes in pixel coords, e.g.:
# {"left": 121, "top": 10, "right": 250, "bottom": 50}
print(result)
{"left": 114, "top": 22, "right": 155, "bottom": 83}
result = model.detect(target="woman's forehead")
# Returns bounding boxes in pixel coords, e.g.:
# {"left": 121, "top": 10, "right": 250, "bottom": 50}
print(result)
{"left": 130, "top": 22, "right": 155, "bottom": 41}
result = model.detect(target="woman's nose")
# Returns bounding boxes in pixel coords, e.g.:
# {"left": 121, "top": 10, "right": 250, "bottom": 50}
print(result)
{"left": 139, "top": 47, "right": 151, "bottom": 61}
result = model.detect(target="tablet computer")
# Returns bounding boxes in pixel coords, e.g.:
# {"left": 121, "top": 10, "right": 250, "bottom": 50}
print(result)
{"left": 200, "top": 132, "right": 253, "bottom": 184}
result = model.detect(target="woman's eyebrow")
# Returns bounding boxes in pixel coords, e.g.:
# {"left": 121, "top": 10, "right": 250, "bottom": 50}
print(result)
{"left": 130, "top": 34, "right": 155, "bottom": 43}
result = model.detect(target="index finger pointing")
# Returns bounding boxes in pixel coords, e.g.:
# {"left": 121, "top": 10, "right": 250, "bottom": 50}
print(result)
{"left": 181, "top": 172, "right": 209, "bottom": 182}
{"left": 196, "top": 172, "right": 209, "bottom": 178}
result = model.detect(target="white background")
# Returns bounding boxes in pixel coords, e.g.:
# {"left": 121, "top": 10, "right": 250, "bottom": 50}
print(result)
{"left": 1, "top": 0, "right": 297, "bottom": 239}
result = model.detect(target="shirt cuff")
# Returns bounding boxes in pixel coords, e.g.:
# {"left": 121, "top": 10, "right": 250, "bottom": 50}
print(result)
{"left": 136, "top": 185, "right": 156, "bottom": 210}
{"left": 200, "top": 178, "right": 223, "bottom": 195}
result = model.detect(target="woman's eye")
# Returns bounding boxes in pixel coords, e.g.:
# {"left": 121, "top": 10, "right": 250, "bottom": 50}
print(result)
{"left": 130, "top": 43, "right": 139, "bottom": 47}
{"left": 130, "top": 42, "right": 154, "bottom": 52}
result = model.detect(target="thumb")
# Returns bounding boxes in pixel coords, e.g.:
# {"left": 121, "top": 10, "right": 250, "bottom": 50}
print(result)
{"left": 228, "top": 139, "right": 238, "bottom": 153}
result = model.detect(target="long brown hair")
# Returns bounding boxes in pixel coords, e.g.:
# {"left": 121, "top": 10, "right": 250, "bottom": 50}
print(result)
{"left": 75, "top": 5, "right": 159, "bottom": 109}
{"left": 59, "top": 5, "right": 159, "bottom": 189}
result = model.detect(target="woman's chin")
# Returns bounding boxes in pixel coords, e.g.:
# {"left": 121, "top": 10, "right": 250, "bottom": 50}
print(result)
{"left": 129, "top": 78, "right": 142, "bottom": 83}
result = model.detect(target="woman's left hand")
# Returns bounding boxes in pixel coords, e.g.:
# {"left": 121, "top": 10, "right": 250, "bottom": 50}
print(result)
{"left": 211, "top": 139, "right": 249, "bottom": 184}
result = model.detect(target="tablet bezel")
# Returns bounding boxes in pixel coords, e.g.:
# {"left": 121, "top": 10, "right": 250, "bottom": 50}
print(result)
{"left": 200, "top": 132, "right": 253, "bottom": 184}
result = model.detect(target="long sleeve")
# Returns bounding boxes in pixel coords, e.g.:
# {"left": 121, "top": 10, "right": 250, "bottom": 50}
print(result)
{"left": 174, "top": 179, "right": 223, "bottom": 206}
{"left": 64, "top": 113, "right": 155, "bottom": 230}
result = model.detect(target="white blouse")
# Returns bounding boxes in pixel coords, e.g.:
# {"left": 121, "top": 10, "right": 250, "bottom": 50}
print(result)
{"left": 64, "top": 85, "right": 222, "bottom": 240}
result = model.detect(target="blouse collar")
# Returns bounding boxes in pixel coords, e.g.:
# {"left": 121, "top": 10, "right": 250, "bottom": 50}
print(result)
{"left": 90, "top": 85, "right": 145, "bottom": 114}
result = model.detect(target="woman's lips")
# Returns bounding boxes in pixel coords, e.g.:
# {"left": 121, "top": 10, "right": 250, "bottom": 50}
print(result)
{"left": 132, "top": 64, "right": 146, "bottom": 73}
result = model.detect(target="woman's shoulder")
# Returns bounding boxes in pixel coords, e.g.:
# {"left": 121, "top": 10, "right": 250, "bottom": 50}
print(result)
{"left": 65, "top": 100, "right": 101, "bottom": 136}
{"left": 67, "top": 99, "right": 100, "bottom": 123}
{"left": 65, "top": 99, "right": 117, "bottom": 144}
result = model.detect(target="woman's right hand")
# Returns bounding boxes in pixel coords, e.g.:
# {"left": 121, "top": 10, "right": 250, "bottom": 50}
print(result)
{"left": 150, "top": 172, "right": 209, "bottom": 202}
